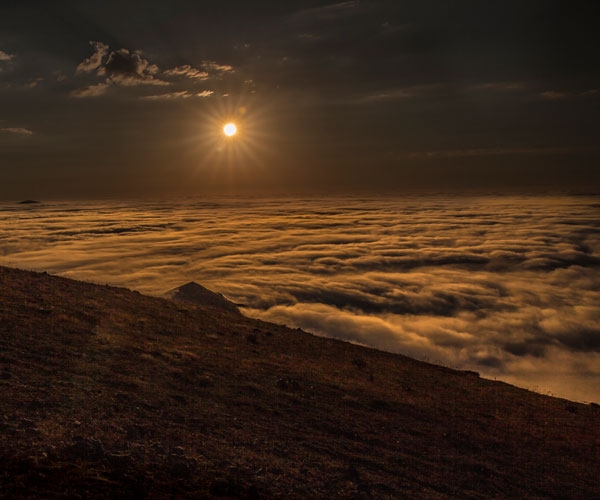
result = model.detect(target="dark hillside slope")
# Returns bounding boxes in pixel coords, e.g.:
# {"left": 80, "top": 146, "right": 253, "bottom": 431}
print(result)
{"left": 0, "top": 266, "right": 598, "bottom": 499}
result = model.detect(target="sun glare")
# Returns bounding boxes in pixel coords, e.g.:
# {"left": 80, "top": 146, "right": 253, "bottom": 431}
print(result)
{"left": 223, "top": 123, "right": 237, "bottom": 137}
{"left": 187, "top": 95, "right": 275, "bottom": 180}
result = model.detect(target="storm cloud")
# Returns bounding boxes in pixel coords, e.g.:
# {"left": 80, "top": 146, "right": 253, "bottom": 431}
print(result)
{"left": 1, "top": 195, "right": 599, "bottom": 402}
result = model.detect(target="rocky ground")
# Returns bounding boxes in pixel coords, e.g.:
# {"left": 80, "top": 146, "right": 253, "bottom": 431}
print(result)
{"left": 1, "top": 265, "right": 599, "bottom": 499}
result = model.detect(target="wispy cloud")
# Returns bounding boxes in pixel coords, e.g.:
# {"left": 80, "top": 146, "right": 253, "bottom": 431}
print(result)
{"left": 0, "top": 50, "right": 14, "bottom": 62}
{"left": 540, "top": 89, "right": 598, "bottom": 100}
{"left": 163, "top": 65, "right": 209, "bottom": 80}
{"left": 76, "top": 41, "right": 109, "bottom": 74}
{"left": 142, "top": 90, "right": 214, "bottom": 100}
{"left": 357, "top": 84, "right": 443, "bottom": 103}
{"left": 294, "top": 1, "right": 361, "bottom": 21}
{"left": 1, "top": 196, "right": 599, "bottom": 402}
{"left": 468, "top": 82, "right": 528, "bottom": 92}
{"left": 142, "top": 91, "right": 193, "bottom": 100}
{"left": 0, "top": 127, "right": 33, "bottom": 135}
{"left": 72, "top": 42, "right": 233, "bottom": 98}
{"left": 405, "top": 146, "right": 596, "bottom": 160}
{"left": 201, "top": 61, "right": 234, "bottom": 73}
{"left": 70, "top": 82, "right": 110, "bottom": 98}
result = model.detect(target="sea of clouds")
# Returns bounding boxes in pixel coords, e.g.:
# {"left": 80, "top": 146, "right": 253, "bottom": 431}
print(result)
{"left": 1, "top": 195, "right": 599, "bottom": 402}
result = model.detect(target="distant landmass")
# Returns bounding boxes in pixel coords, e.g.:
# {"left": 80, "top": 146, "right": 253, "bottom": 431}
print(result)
{"left": 0, "top": 265, "right": 598, "bottom": 499}
{"left": 17, "top": 199, "right": 40, "bottom": 204}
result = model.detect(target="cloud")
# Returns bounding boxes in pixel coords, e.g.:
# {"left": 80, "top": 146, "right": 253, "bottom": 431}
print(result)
{"left": 142, "top": 90, "right": 214, "bottom": 100}
{"left": 24, "top": 78, "right": 44, "bottom": 89}
{"left": 294, "top": 1, "right": 361, "bottom": 21}
{"left": 0, "top": 127, "right": 33, "bottom": 135}
{"left": 357, "top": 84, "right": 443, "bottom": 103}
{"left": 1, "top": 195, "right": 599, "bottom": 402}
{"left": 468, "top": 82, "right": 528, "bottom": 92}
{"left": 76, "top": 41, "right": 109, "bottom": 74}
{"left": 0, "top": 50, "right": 14, "bottom": 62}
{"left": 102, "top": 48, "right": 168, "bottom": 86}
{"left": 540, "top": 89, "right": 598, "bottom": 100}
{"left": 540, "top": 91, "right": 569, "bottom": 100}
{"left": 405, "top": 146, "right": 596, "bottom": 160}
{"left": 201, "top": 61, "right": 234, "bottom": 73}
{"left": 72, "top": 43, "right": 234, "bottom": 98}
{"left": 0, "top": 50, "right": 15, "bottom": 72}
{"left": 163, "top": 65, "right": 209, "bottom": 80}
{"left": 72, "top": 43, "right": 169, "bottom": 97}
{"left": 70, "top": 82, "right": 110, "bottom": 98}
{"left": 142, "top": 91, "right": 193, "bottom": 100}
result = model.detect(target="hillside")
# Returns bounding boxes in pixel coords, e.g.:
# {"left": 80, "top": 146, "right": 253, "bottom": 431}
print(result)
{"left": 0, "top": 266, "right": 598, "bottom": 499}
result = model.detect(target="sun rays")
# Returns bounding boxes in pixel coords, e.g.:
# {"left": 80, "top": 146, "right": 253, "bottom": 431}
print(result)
{"left": 171, "top": 93, "right": 278, "bottom": 189}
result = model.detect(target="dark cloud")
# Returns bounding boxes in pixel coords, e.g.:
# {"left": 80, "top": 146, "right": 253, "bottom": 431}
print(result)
{"left": 70, "top": 42, "right": 235, "bottom": 99}
{"left": 503, "top": 341, "right": 549, "bottom": 358}
{"left": 102, "top": 48, "right": 167, "bottom": 86}
{"left": 71, "top": 43, "right": 169, "bottom": 97}
{"left": 0, "top": 1, "right": 599, "bottom": 194}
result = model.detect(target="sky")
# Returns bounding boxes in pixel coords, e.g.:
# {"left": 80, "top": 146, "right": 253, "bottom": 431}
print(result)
{"left": 2, "top": 196, "right": 599, "bottom": 402}
{"left": 1, "top": 1, "right": 599, "bottom": 198}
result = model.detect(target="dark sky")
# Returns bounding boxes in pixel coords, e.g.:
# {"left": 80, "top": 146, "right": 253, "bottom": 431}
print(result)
{"left": 1, "top": 0, "right": 599, "bottom": 198}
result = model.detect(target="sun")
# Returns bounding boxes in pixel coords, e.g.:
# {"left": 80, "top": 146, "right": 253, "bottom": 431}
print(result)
{"left": 223, "top": 122, "right": 237, "bottom": 137}
{"left": 186, "top": 94, "right": 275, "bottom": 179}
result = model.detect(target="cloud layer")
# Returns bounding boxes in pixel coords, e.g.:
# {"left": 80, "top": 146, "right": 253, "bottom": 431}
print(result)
{"left": 1, "top": 195, "right": 599, "bottom": 402}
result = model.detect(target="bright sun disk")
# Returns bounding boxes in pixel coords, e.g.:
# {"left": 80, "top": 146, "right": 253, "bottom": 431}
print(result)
{"left": 223, "top": 123, "right": 237, "bottom": 137}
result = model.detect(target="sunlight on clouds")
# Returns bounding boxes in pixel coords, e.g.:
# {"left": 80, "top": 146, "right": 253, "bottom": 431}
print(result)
{"left": 1, "top": 195, "right": 599, "bottom": 402}
{"left": 0, "top": 50, "right": 15, "bottom": 66}
{"left": 71, "top": 42, "right": 233, "bottom": 99}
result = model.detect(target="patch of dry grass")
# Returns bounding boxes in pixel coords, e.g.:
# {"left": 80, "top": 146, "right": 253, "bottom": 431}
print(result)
{"left": 1, "top": 265, "right": 599, "bottom": 499}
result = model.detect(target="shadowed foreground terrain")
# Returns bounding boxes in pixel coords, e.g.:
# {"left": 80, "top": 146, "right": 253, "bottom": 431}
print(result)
{"left": 1, "top": 266, "right": 598, "bottom": 499}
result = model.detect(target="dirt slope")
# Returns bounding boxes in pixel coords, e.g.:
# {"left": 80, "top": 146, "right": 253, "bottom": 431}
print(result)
{"left": 1, "top": 266, "right": 598, "bottom": 499}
